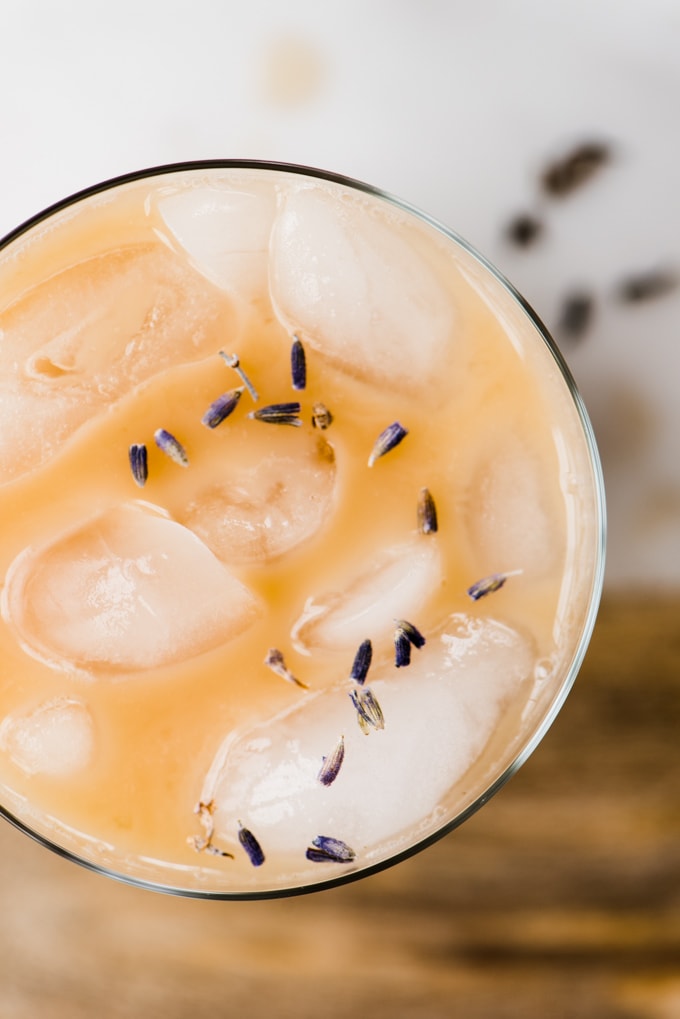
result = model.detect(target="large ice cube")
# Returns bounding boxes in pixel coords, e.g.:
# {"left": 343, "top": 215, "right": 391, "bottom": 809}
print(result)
{"left": 0, "top": 697, "right": 94, "bottom": 777}
{"left": 269, "top": 185, "right": 456, "bottom": 390}
{"left": 291, "top": 537, "right": 442, "bottom": 653}
{"left": 204, "top": 614, "right": 534, "bottom": 859}
{"left": 1, "top": 503, "right": 260, "bottom": 674}
{"left": 464, "top": 430, "right": 562, "bottom": 578}
{"left": 0, "top": 242, "right": 231, "bottom": 482}
{"left": 156, "top": 179, "right": 277, "bottom": 301}
{"left": 179, "top": 430, "right": 336, "bottom": 565}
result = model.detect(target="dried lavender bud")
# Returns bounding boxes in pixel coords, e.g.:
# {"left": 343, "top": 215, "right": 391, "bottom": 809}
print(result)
{"left": 557, "top": 292, "right": 595, "bottom": 340}
{"left": 264, "top": 648, "right": 309, "bottom": 689}
{"left": 505, "top": 212, "right": 544, "bottom": 248}
{"left": 238, "top": 822, "right": 265, "bottom": 867}
{"left": 201, "top": 387, "right": 244, "bottom": 428}
{"left": 317, "top": 736, "right": 345, "bottom": 787}
{"left": 128, "top": 443, "right": 148, "bottom": 487}
{"left": 417, "top": 487, "right": 438, "bottom": 534}
{"left": 305, "top": 835, "right": 356, "bottom": 864}
{"left": 394, "top": 629, "right": 411, "bottom": 668}
{"left": 395, "top": 619, "right": 426, "bottom": 649}
{"left": 394, "top": 619, "right": 425, "bottom": 669}
{"left": 467, "top": 570, "right": 521, "bottom": 601}
{"left": 291, "top": 335, "right": 307, "bottom": 390}
{"left": 368, "top": 422, "right": 408, "bottom": 467}
{"left": 311, "top": 402, "right": 333, "bottom": 430}
{"left": 349, "top": 686, "right": 384, "bottom": 732}
{"left": 615, "top": 268, "right": 678, "bottom": 303}
{"left": 541, "top": 141, "right": 611, "bottom": 198}
{"left": 249, "top": 402, "right": 302, "bottom": 426}
{"left": 154, "top": 428, "right": 189, "bottom": 467}
{"left": 350, "top": 639, "right": 373, "bottom": 685}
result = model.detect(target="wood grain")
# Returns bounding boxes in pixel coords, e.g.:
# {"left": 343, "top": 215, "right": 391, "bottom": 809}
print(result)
{"left": 0, "top": 594, "right": 678, "bottom": 1019}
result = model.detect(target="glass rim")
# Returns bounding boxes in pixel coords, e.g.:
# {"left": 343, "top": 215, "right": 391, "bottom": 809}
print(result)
{"left": 0, "top": 159, "right": 606, "bottom": 899}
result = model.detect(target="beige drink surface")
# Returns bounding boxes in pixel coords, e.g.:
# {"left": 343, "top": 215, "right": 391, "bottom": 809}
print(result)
{"left": 0, "top": 168, "right": 602, "bottom": 893}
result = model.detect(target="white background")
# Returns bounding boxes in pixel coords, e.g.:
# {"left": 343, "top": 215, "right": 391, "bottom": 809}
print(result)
{"left": 2, "top": 0, "right": 679, "bottom": 588}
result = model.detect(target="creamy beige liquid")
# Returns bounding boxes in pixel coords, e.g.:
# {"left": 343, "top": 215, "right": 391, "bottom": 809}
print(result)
{"left": 0, "top": 167, "right": 602, "bottom": 894}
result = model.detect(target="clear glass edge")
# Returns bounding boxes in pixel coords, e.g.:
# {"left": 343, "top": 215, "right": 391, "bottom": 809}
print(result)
{"left": 0, "top": 158, "right": 607, "bottom": 900}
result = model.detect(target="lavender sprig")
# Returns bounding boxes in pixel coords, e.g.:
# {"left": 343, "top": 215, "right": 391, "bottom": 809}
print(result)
{"left": 219, "top": 351, "right": 259, "bottom": 401}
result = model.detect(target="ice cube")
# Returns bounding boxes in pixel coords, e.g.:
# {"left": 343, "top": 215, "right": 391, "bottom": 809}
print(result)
{"left": 291, "top": 537, "right": 442, "bottom": 653}
{"left": 179, "top": 430, "right": 336, "bottom": 564}
{"left": 464, "top": 431, "right": 561, "bottom": 578}
{"left": 269, "top": 185, "right": 457, "bottom": 391}
{"left": 0, "top": 387, "right": 76, "bottom": 484}
{"left": 1, "top": 503, "right": 260, "bottom": 674}
{"left": 0, "top": 697, "right": 94, "bottom": 777}
{"left": 156, "top": 178, "right": 277, "bottom": 301}
{"left": 204, "top": 614, "right": 534, "bottom": 859}
{"left": 0, "top": 242, "right": 232, "bottom": 482}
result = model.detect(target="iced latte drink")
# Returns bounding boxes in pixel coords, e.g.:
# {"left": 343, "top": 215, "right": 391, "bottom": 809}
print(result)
{"left": 0, "top": 162, "right": 604, "bottom": 895}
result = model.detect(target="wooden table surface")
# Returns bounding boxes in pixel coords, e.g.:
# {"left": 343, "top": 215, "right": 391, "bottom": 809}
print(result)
{"left": 0, "top": 594, "right": 678, "bottom": 1019}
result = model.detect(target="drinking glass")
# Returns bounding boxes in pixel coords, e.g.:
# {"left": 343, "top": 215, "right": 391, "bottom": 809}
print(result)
{"left": 0, "top": 161, "right": 605, "bottom": 897}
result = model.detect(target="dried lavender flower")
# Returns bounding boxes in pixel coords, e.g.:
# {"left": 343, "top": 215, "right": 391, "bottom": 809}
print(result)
{"left": 356, "top": 712, "right": 371, "bottom": 736}
{"left": 238, "top": 822, "right": 265, "bottom": 867}
{"left": 219, "top": 351, "right": 259, "bottom": 401}
{"left": 264, "top": 648, "right": 309, "bottom": 689}
{"left": 417, "top": 487, "right": 438, "bottom": 534}
{"left": 394, "top": 619, "right": 425, "bottom": 668}
{"left": 317, "top": 735, "right": 345, "bottom": 787}
{"left": 350, "top": 639, "right": 373, "bottom": 685}
{"left": 505, "top": 212, "right": 544, "bottom": 248}
{"left": 305, "top": 835, "right": 356, "bottom": 864}
{"left": 311, "top": 402, "right": 333, "bottom": 430}
{"left": 467, "top": 570, "right": 521, "bottom": 601}
{"left": 154, "top": 428, "right": 189, "bottom": 467}
{"left": 291, "top": 335, "right": 307, "bottom": 390}
{"left": 541, "top": 141, "right": 612, "bottom": 197}
{"left": 368, "top": 422, "right": 408, "bottom": 467}
{"left": 557, "top": 292, "right": 595, "bottom": 340}
{"left": 249, "top": 402, "right": 302, "bottom": 427}
{"left": 349, "top": 686, "right": 384, "bottom": 732}
{"left": 128, "top": 443, "right": 148, "bottom": 487}
{"left": 201, "top": 387, "right": 244, "bottom": 429}
{"left": 615, "top": 268, "right": 678, "bottom": 303}
{"left": 395, "top": 619, "right": 426, "bottom": 649}
{"left": 394, "top": 629, "right": 412, "bottom": 668}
